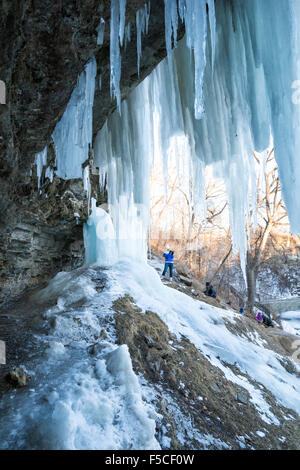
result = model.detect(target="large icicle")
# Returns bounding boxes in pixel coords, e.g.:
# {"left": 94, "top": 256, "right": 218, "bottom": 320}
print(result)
{"left": 164, "top": 0, "right": 178, "bottom": 72}
{"left": 119, "top": 0, "right": 127, "bottom": 46}
{"left": 35, "top": 147, "right": 47, "bottom": 190}
{"left": 206, "top": 0, "right": 216, "bottom": 70}
{"left": 97, "top": 18, "right": 106, "bottom": 45}
{"left": 136, "top": 3, "right": 151, "bottom": 76}
{"left": 110, "top": 0, "right": 127, "bottom": 112}
{"left": 52, "top": 57, "right": 97, "bottom": 179}
{"left": 183, "top": 0, "right": 208, "bottom": 119}
{"left": 164, "top": 0, "right": 215, "bottom": 119}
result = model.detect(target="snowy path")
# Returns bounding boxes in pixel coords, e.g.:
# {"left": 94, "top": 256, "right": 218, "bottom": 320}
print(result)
{"left": 0, "top": 266, "right": 160, "bottom": 450}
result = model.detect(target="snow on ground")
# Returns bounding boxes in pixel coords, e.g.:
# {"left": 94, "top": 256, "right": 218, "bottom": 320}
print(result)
{"left": 280, "top": 311, "right": 300, "bottom": 337}
{"left": 107, "top": 258, "right": 300, "bottom": 423}
{"left": 138, "top": 376, "right": 232, "bottom": 450}
{"left": 1, "top": 260, "right": 299, "bottom": 449}
{"left": 0, "top": 266, "right": 160, "bottom": 450}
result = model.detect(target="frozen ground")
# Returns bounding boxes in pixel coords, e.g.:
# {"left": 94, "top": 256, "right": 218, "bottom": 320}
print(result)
{"left": 0, "top": 259, "right": 299, "bottom": 449}
{"left": 0, "top": 265, "right": 160, "bottom": 450}
{"left": 280, "top": 311, "right": 300, "bottom": 337}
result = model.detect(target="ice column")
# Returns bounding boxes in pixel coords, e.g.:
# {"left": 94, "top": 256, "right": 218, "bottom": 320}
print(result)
{"left": 84, "top": 198, "right": 117, "bottom": 266}
{"left": 110, "top": 0, "right": 127, "bottom": 112}
{"left": 93, "top": 75, "right": 155, "bottom": 264}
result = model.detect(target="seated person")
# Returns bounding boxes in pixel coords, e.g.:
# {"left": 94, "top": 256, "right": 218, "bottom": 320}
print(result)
{"left": 204, "top": 282, "right": 216, "bottom": 298}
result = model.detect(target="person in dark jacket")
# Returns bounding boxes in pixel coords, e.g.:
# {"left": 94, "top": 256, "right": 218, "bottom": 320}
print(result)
{"left": 162, "top": 247, "right": 174, "bottom": 281}
{"left": 262, "top": 312, "right": 273, "bottom": 327}
{"left": 204, "top": 282, "right": 216, "bottom": 298}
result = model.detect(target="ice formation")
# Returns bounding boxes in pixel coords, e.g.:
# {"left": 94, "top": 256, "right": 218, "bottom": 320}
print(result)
{"left": 92, "top": 71, "right": 155, "bottom": 263}
{"left": 0, "top": 266, "right": 160, "bottom": 450}
{"left": 125, "top": 22, "right": 131, "bottom": 49}
{"left": 48, "top": 0, "right": 300, "bottom": 270}
{"left": 110, "top": 0, "right": 127, "bottom": 112}
{"left": 136, "top": 3, "right": 151, "bottom": 76}
{"left": 84, "top": 198, "right": 117, "bottom": 266}
{"left": 2, "top": 260, "right": 299, "bottom": 449}
{"left": 88, "top": 0, "right": 300, "bottom": 275}
{"left": 35, "top": 147, "right": 47, "bottom": 190}
{"left": 96, "top": 18, "right": 106, "bottom": 45}
{"left": 280, "top": 311, "right": 300, "bottom": 337}
{"left": 18, "top": 3, "right": 300, "bottom": 450}
{"left": 52, "top": 56, "right": 97, "bottom": 179}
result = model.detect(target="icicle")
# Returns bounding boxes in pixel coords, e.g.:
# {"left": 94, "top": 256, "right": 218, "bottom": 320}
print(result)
{"left": 164, "top": 0, "right": 178, "bottom": 72}
{"left": 97, "top": 18, "right": 106, "bottom": 45}
{"left": 45, "top": 166, "right": 54, "bottom": 183}
{"left": 178, "top": 0, "right": 186, "bottom": 21}
{"left": 110, "top": 0, "right": 124, "bottom": 112}
{"left": 206, "top": 0, "right": 216, "bottom": 70}
{"left": 83, "top": 165, "right": 91, "bottom": 214}
{"left": 52, "top": 56, "right": 96, "bottom": 179}
{"left": 74, "top": 212, "right": 80, "bottom": 225}
{"left": 35, "top": 147, "right": 47, "bottom": 190}
{"left": 119, "top": 0, "right": 127, "bottom": 46}
{"left": 93, "top": 76, "right": 155, "bottom": 263}
{"left": 136, "top": 3, "right": 151, "bottom": 76}
{"left": 125, "top": 22, "right": 131, "bottom": 49}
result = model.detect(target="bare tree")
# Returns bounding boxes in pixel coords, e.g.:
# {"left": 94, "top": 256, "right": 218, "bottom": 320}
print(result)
{"left": 246, "top": 148, "right": 289, "bottom": 314}
{"left": 150, "top": 162, "right": 229, "bottom": 275}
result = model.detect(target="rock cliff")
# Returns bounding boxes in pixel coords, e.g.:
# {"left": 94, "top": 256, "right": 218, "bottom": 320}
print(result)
{"left": 0, "top": 0, "right": 184, "bottom": 304}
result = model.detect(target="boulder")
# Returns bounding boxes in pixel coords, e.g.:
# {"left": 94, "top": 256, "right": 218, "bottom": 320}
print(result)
{"left": 236, "top": 390, "right": 248, "bottom": 405}
{"left": 176, "top": 263, "right": 192, "bottom": 278}
{"left": 5, "top": 367, "right": 28, "bottom": 388}
{"left": 143, "top": 334, "right": 155, "bottom": 347}
{"left": 179, "top": 276, "right": 193, "bottom": 287}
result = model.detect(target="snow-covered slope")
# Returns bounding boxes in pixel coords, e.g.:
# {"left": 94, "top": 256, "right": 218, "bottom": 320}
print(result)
{"left": 0, "top": 260, "right": 299, "bottom": 450}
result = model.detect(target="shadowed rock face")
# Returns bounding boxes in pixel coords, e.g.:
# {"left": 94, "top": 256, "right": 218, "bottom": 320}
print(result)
{"left": 0, "top": 0, "right": 184, "bottom": 303}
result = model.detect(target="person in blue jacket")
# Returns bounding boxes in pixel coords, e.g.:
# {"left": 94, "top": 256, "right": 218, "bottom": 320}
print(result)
{"left": 162, "top": 247, "right": 174, "bottom": 281}
{"left": 203, "top": 281, "right": 216, "bottom": 298}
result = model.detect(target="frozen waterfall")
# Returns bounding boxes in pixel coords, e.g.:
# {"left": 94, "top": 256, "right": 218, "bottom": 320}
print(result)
{"left": 49, "top": 0, "right": 300, "bottom": 270}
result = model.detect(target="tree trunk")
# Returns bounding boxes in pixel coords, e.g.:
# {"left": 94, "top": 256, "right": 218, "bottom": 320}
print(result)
{"left": 246, "top": 252, "right": 259, "bottom": 315}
